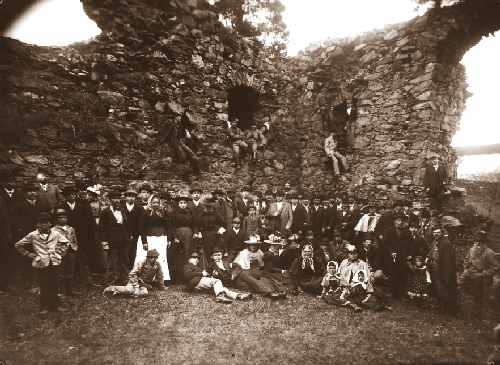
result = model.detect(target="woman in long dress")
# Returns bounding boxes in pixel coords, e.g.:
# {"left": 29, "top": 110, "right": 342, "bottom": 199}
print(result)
{"left": 134, "top": 195, "right": 171, "bottom": 283}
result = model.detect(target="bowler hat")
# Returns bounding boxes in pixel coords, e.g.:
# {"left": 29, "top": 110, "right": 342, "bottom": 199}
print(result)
{"left": 62, "top": 185, "right": 77, "bottom": 196}
{"left": 124, "top": 188, "right": 138, "bottom": 197}
{"left": 147, "top": 249, "right": 160, "bottom": 257}
{"left": 109, "top": 191, "right": 122, "bottom": 199}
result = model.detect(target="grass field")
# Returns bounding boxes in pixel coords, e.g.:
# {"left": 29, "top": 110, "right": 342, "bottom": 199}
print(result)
{"left": 1, "top": 284, "right": 498, "bottom": 365}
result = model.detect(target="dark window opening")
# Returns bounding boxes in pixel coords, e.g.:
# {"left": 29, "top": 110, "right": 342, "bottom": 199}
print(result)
{"left": 228, "top": 86, "right": 259, "bottom": 130}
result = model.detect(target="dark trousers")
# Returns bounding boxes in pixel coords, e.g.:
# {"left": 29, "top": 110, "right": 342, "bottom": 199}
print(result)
{"left": 234, "top": 269, "right": 274, "bottom": 295}
{"left": 60, "top": 249, "right": 92, "bottom": 293}
{"left": 38, "top": 265, "right": 60, "bottom": 310}
{"left": 126, "top": 236, "right": 139, "bottom": 270}
{"left": 109, "top": 246, "right": 129, "bottom": 284}
{"left": 0, "top": 241, "right": 15, "bottom": 290}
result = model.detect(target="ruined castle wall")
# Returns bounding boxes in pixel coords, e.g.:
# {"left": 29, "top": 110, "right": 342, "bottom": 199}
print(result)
{"left": 0, "top": 1, "right": 485, "bottom": 201}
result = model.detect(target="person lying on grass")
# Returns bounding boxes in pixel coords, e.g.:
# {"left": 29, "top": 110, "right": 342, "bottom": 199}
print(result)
{"left": 183, "top": 251, "right": 251, "bottom": 303}
{"left": 103, "top": 249, "right": 166, "bottom": 297}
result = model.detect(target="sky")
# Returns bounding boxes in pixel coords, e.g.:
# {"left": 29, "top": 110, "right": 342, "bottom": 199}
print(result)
{"left": 4, "top": 0, "right": 500, "bottom": 175}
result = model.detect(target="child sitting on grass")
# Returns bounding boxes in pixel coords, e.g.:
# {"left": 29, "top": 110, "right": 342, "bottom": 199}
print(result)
{"left": 319, "top": 261, "right": 339, "bottom": 299}
{"left": 407, "top": 255, "right": 431, "bottom": 300}
{"left": 103, "top": 249, "right": 166, "bottom": 297}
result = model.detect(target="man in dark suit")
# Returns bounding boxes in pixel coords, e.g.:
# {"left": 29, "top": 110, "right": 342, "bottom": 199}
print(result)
{"left": 290, "top": 193, "right": 306, "bottom": 234}
{"left": 427, "top": 226, "right": 459, "bottom": 315}
{"left": 234, "top": 187, "right": 252, "bottom": 218}
{"left": 99, "top": 191, "right": 130, "bottom": 285}
{"left": 310, "top": 195, "right": 325, "bottom": 239}
{"left": 62, "top": 185, "right": 96, "bottom": 286}
{"left": 381, "top": 215, "right": 412, "bottom": 300}
{"left": 213, "top": 189, "right": 234, "bottom": 231}
{"left": 122, "top": 188, "right": 145, "bottom": 269}
{"left": 423, "top": 154, "right": 449, "bottom": 210}
{"left": 0, "top": 175, "right": 24, "bottom": 292}
{"left": 223, "top": 217, "right": 247, "bottom": 259}
{"left": 188, "top": 187, "right": 204, "bottom": 235}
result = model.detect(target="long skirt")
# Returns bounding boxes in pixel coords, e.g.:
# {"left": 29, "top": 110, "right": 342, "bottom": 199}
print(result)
{"left": 135, "top": 235, "right": 170, "bottom": 281}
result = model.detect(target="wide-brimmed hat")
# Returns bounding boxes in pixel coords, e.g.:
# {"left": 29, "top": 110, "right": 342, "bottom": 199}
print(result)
{"left": 86, "top": 185, "right": 101, "bottom": 196}
{"left": 264, "top": 233, "right": 285, "bottom": 245}
{"left": 244, "top": 235, "right": 261, "bottom": 245}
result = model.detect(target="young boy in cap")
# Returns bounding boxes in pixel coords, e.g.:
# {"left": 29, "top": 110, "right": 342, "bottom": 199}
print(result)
{"left": 15, "top": 212, "right": 70, "bottom": 314}
{"left": 52, "top": 206, "right": 81, "bottom": 297}
{"left": 103, "top": 249, "right": 166, "bottom": 297}
{"left": 183, "top": 252, "right": 250, "bottom": 303}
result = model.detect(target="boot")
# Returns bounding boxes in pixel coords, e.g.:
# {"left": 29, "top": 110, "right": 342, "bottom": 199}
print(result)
{"left": 64, "top": 279, "right": 82, "bottom": 297}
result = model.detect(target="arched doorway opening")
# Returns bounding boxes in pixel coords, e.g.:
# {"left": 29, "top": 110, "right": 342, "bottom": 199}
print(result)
{"left": 227, "top": 86, "right": 260, "bottom": 130}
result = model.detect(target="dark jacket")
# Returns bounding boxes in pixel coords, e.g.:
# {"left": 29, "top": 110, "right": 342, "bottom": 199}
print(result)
{"left": 223, "top": 228, "right": 247, "bottom": 254}
{"left": 183, "top": 262, "right": 203, "bottom": 289}
{"left": 98, "top": 207, "right": 129, "bottom": 248}
{"left": 66, "top": 200, "right": 96, "bottom": 251}
{"left": 207, "top": 260, "right": 232, "bottom": 285}
{"left": 171, "top": 208, "right": 194, "bottom": 229}
{"left": 290, "top": 204, "right": 307, "bottom": 233}
{"left": 423, "top": 163, "right": 448, "bottom": 196}
{"left": 0, "top": 190, "right": 24, "bottom": 240}
{"left": 188, "top": 201, "right": 205, "bottom": 233}
{"left": 289, "top": 256, "right": 325, "bottom": 286}
{"left": 36, "top": 183, "right": 63, "bottom": 212}
{"left": 121, "top": 202, "right": 145, "bottom": 240}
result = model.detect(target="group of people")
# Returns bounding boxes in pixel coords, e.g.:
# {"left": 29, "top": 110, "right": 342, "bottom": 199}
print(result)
{"left": 1, "top": 170, "right": 499, "bottom": 317}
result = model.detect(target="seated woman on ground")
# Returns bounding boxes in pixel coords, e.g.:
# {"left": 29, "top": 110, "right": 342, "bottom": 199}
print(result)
{"left": 289, "top": 244, "right": 325, "bottom": 296}
{"left": 232, "top": 235, "right": 286, "bottom": 299}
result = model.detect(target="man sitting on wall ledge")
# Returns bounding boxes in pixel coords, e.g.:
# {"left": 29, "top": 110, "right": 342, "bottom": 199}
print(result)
{"left": 324, "top": 132, "right": 348, "bottom": 176}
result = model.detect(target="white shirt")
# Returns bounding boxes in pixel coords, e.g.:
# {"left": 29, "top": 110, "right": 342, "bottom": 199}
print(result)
{"left": 192, "top": 200, "right": 200, "bottom": 207}
{"left": 110, "top": 206, "right": 123, "bottom": 224}
{"left": 276, "top": 202, "right": 283, "bottom": 211}
{"left": 40, "top": 183, "right": 48, "bottom": 192}
{"left": 126, "top": 202, "right": 135, "bottom": 212}
{"left": 67, "top": 201, "right": 76, "bottom": 211}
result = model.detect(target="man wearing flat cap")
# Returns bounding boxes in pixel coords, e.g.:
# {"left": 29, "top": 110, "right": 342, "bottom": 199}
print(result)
{"left": 103, "top": 248, "right": 166, "bottom": 297}
{"left": 459, "top": 231, "right": 500, "bottom": 312}
{"left": 423, "top": 154, "right": 449, "bottom": 209}
{"left": 122, "top": 188, "right": 145, "bottom": 269}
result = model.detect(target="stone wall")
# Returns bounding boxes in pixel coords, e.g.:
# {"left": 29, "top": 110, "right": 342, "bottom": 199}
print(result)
{"left": 1, "top": 0, "right": 500, "bottom": 201}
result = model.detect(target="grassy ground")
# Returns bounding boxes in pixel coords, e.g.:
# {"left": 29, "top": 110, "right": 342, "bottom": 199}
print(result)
{"left": 1, "top": 284, "right": 498, "bottom": 365}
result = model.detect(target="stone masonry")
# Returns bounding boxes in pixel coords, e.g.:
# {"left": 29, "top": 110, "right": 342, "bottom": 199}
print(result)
{"left": 1, "top": 0, "right": 500, "bottom": 202}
